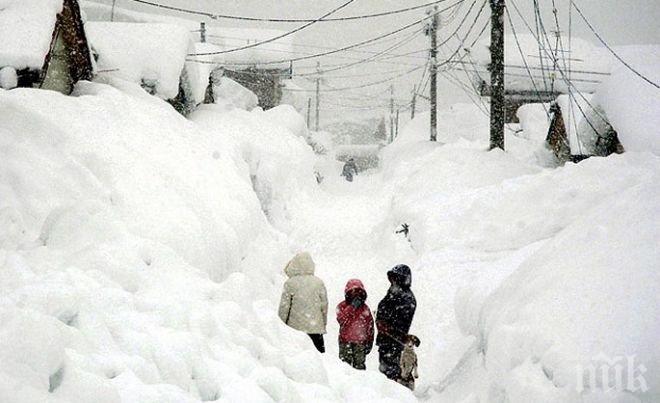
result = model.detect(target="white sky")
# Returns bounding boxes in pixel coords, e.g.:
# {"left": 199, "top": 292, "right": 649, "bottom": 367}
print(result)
{"left": 92, "top": 0, "right": 660, "bottom": 124}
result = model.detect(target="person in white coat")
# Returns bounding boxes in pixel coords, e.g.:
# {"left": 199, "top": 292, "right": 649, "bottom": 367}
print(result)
{"left": 278, "top": 252, "right": 329, "bottom": 352}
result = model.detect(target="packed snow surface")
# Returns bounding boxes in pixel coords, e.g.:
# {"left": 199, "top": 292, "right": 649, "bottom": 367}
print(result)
{"left": 0, "top": 0, "right": 63, "bottom": 70}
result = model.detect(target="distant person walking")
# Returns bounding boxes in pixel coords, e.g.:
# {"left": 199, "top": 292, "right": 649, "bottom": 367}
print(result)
{"left": 336, "top": 279, "right": 374, "bottom": 370}
{"left": 341, "top": 158, "right": 358, "bottom": 182}
{"left": 376, "top": 264, "right": 417, "bottom": 381}
{"left": 278, "top": 252, "right": 329, "bottom": 353}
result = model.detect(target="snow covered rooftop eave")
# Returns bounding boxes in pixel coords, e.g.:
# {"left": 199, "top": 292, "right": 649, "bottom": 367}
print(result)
{"left": 0, "top": 0, "right": 64, "bottom": 71}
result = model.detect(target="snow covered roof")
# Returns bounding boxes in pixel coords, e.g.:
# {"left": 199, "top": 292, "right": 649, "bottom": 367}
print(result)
{"left": 472, "top": 34, "right": 610, "bottom": 94}
{"left": 0, "top": 0, "right": 64, "bottom": 70}
{"left": 87, "top": 22, "right": 193, "bottom": 99}
{"left": 595, "top": 52, "right": 660, "bottom": 156}
{"left": 552, "top": 46, "right": 660, "bottom": 156}
{"left": 82, "top": 2, "right": 294, "bottom": 68}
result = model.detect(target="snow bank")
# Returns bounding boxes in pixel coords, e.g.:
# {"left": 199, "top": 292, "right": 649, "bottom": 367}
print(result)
{"left": 214, "top": 76, "right": 259, "bottom": 111}
{"left": 469, "top": 172, "right": 660, "bottom": 401}
{"left": 390, "top": 103, "right": 490, "bottom": 148}
{"left": 87, "top": 22, "right": 192, "bottom": 99}
{"left": 191, "top": 104, "right": 317, "bottom": 232}
{"left": 381, "top": 106, "right": 660, "bottom": 401}
{"left": 261, "top": 104, "right": 309, "bottom": 138}
{"left": 0, "top": 0, "right": 63, "bottom": 70}
{"left": 0, "top": 81, "right": 416, "bottom": 402}
{"left": 595, "top": 64, "right": 660, "bottom": 155}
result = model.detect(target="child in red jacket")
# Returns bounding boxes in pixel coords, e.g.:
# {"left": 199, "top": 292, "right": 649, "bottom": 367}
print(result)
{"left": 336, "top": 279, "right": 374, "bottom": 370}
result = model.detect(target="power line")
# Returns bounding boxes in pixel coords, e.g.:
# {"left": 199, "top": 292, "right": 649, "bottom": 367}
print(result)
{"left": 508, "top": 0, "right": 606, "bottom": 146}
{"left": 433, "top": 0, "right": 490, "bottom": 71}
{"left": 189, "top": 0, "right": 466, "bottom": 60}
{"left": 452, "top": 60, "right": 610, "bottom": 77}
{"left": 203, "top": 29, "right": 423, "bottom": 73}
{"left": 193, "top": 30, "right": 425, "bottom": 80}
{"left": 504, "top": 6, "right": 550, "bottom": 117}
{"left": 205, "top": 31, "right": 429, "bottom": 61}
{"left": 297, "top": 30, "right": 424, "bottom": 77}
{"left": 323, "top": 65, "right": 427, "bottom": 91}
{"left": 188, "top": 0, "right": 357, "bottom": 56}
{"left": 126, "top": 0, "right": 457, "bottom": 23}
{"left": 570, "top": 0, "right": 660, "bottom": 89}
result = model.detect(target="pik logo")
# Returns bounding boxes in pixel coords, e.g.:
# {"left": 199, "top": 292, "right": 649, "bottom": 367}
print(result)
{"left": 576, "top": 352, "right": 649, "bottom": 394}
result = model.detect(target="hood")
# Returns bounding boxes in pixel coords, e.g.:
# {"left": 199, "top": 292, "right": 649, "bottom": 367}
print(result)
{"left": 344, "top": 279, "right": 366, "bottom": 294}
{"left": 387, "top": 264, "right": 412, "bottom": 288}
{"left": 345, "top": 278, "right": 367, "bottom": 301}
{"left": 284, "top": 252, "right": 315, "bottom": 277}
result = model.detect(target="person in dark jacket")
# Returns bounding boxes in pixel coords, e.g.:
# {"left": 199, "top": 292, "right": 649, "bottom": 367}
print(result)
{"left": 376, "top": 264, "right": 417, "bottom": 381}
{"left": 336, "top": 279, "right": 374, "bottom": 370}
{"left": 341, "top": 158, "right": 358, "bottom": 182}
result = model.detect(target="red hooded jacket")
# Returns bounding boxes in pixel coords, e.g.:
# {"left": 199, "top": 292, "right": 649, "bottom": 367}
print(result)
{"left": 336, "top": 279, "right": 374, "bottom": 346}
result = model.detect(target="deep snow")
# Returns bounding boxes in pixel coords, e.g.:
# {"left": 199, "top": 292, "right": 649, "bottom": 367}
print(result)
{"left": 1, "top": 67, "right": 658, "bottom": 403}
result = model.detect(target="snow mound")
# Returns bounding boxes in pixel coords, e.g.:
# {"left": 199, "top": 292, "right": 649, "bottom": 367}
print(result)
{"left": 379, "top": 108, "right": 659, "bottom": 401}
{"left": 261, "top": 104, "right": 309, "bottom": 138}
{"left": 191, "top": 104, "right": 317, "bottom": 232}
{"left": 214, "top": 76, "right": 259, "bottom": 111}
{"left": 468, "top": 175, "right": 660, "bottom": 401}
{"left": 0, "top": 82, "right": 416, "bottom": 402}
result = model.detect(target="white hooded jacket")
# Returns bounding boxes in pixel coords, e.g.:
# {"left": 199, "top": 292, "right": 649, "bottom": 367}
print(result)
{"left": 278, "top": 252, "right": 328, "bottom": 334}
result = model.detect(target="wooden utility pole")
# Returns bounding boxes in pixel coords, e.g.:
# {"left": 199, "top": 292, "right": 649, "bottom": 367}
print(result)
{"left": 200, "top": 22, "right": 207, "bottom": 43}
{"left": 428, "top": 6, "right": 439, "bottom": 141}
{"left": 389, "top": 85, "right": 395, "bottom": 142}
{"left": 489, "top": 0, "right": 505, "bottom": 150}
{"left": 111, "top": 0, "right": 117, "bottom": 21}
{"left": 395, "top": 108, "right": 400, "bottom": 139}
{"left": 306, "top": 98, "right": 312, "bottom": 128}
{"left": 315, "top": 62, "right": 321, "bottom": 131}
{"left": 411, "top": 85, "right": 417, "bottom": 119}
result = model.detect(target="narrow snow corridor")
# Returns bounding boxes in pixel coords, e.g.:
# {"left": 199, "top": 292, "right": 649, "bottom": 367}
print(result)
{"left": 285, "top": 171, "right": 419, "bottom": 384}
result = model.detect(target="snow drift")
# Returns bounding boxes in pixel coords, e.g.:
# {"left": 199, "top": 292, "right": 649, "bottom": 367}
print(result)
{"left": 0, "top": 81, "right": 414, "bottom": 402}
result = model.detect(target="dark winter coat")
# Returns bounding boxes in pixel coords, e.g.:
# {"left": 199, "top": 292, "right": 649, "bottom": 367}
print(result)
{"left": 376, "top": 265, "right": 416, "bottom": 346}
{"left": 336, "top": 279, "right": 374, "bottom": 348}
{"left": 342, "top": 160, "right": 358, "bottom": 181}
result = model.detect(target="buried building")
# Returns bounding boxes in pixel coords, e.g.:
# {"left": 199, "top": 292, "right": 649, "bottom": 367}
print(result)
{"left": 0, "top": 0, "right": 94, "bottom": 94}
{"left": 546, "top": 94, "right": 624, "bottom": 164}
{"left": 86, "top": 22, "right": 199, "bottom": 116}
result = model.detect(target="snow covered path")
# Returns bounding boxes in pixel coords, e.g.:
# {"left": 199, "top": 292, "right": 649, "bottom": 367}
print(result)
{"left": 285, "top": 172, "right": 419, "bottom": 388}
{"left": 281, "top": 167, "right": 520, "bottom": 400}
